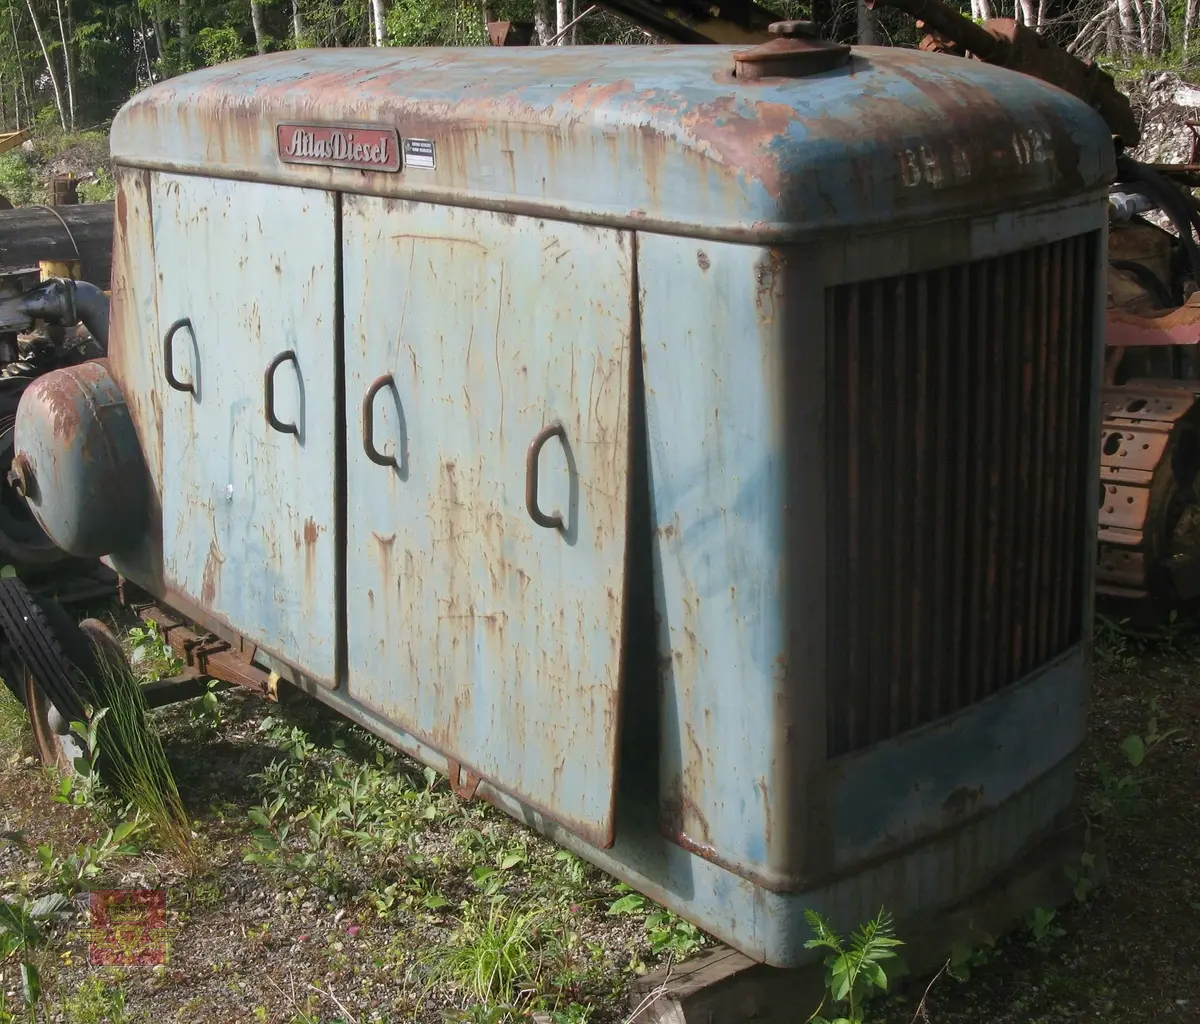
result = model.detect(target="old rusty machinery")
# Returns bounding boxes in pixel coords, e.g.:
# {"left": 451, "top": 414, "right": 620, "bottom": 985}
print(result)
{"left": 1097, "top": 384, "right": 1200, "bottom": 602}
{"left": 1090, "top": 160, "right": 1200, "bottom": 608}
{"left": 865, "top": 0, "right": 1200, "bottom": 612}
{"left": 0, "top": 202, "right": 113, "bottom": 575}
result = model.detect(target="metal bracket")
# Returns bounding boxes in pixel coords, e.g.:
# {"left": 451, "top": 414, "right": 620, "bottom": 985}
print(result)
{"left": 447, "top": 759, "right": 482, "bottom": 800}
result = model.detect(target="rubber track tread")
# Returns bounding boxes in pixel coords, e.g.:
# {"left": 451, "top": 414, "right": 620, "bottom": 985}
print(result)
{"left": 0, "top": 579, "right": 90, "bottom": 723}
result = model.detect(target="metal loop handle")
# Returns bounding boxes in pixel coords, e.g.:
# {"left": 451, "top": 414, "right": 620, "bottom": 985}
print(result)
{"left": 362, "top": 373, "right": 398, "bottom": 468}
{"left": 163, "top": 318, "right": 195, "bottom": 394}
{"left": 526, "top": 421, "right": 566, "bottom": 531}
{"left": 264, "top": 350, "right": 299, "bottom": 436}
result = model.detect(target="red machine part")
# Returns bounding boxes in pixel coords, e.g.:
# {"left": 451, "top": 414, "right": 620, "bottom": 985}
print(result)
{"left": 1097, "top": 383, "right": 1200, "bottom": 601}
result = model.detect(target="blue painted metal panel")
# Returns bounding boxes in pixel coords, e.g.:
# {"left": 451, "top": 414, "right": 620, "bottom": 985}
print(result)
{"left": 150, "top": 173, "right": 339, "bottom": 684}
{"left": 637, "top": 200, "right": 1104, "bottom": 892}
{"left": 341, "top": 197, "right": 632, "bottom": 847}
{"left": 308, "top": 645, "right": 1085, "bottom": 967}
{"left": 105, "top": 167, "right": 168, "bottom": 587}
{"left": 109, "top": 45, "right": 1115, "bottom": 243}
{"left": 638, "top": 232, "right": 793, "bottom": 886}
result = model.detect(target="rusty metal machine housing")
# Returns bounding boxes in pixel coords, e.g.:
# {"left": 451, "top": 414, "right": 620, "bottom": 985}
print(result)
{"left": 12, "top": 43, "right": 1113, "bottom": 965}
{"left": 866, "top": 0, "right": 1200, "bottom": 612}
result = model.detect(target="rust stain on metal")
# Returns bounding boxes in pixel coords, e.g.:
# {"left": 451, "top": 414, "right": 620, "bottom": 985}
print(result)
{"left": 200, "top": 537, "right": 225, "bottom": 605}
{"left": 678, "top": 97, "right": 798, "bottom": 197}
{"left": 754, "top": 249, "right": 783, "bottom": 322}
{"left": 560, "top": 79, "right": 636, "bottom": 111}
{"left": 35, "top": 366, "right": 88, "bottom": 446}
{"left": 126, "top": 596, "right": 272, "bottom": 694}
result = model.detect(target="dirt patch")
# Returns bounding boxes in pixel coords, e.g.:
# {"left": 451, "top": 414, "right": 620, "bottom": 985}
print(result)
{"left": 875, "top": 635, "right": 1200, "bottom": 1023}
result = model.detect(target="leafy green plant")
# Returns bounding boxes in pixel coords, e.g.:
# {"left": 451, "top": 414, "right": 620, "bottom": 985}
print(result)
{"left": 244, "top": 731, "right": 455, "bottom": 895}
{"left": 1026, "top": 906, "right": 1066, "bottom": 950}
{"left": 0, "top": 892, "right": 71, "bottom": 1018}
{"left": 606, "top": 884, "right": 706, "bottom": 959}
{"left": 195, "top": 26, "right": 246, "bottom": 66}
{"left": 605, "top": 884, "right": 646, "bottom": 918}
{"left": 1090, "top": 697, "right": 1182, "bottom": 820}
{"left": 76, "top": 167, "right": 115, "bottom": 203}
{"left": 946, "top": 935, "right": 995, "bottom": 984}
{"left": 1093, "top": 614, "right": 1143, "bottom": 672}
{"left": 126, "top": 620, "right": 184, "bottom": 681}
{"left": 189, "top": 679, "right": 224, "bottom": 734}
{"left": 803, "top": 907, "right": 903, "bottom": 1024}
{"left": 645, "top": 909, "right": 703, "bottom": 958}
{"left": 53, "top": 707, "right": 109, "bottom": 808}
{"left": 0, "top": 153, "right": 40, "bottom": 207}
{"left": 59, "top": 975, "right": 139, "bottom": 1024}
{"left": 418, "top": 897, "right": 546, "bottom": 1008}
{"left": 1064, "top": 850, "right": 1100, "bottom": 904}
{"left": 34, "top": 819, "right": 143, "bottom": 895}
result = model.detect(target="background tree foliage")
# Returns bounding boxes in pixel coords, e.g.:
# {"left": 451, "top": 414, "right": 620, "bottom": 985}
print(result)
{"left": 0, "top": 0, "right": 1189, "bottom": 137}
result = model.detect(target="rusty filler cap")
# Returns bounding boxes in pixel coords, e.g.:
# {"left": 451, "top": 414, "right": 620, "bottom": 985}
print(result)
{"left": 733, "top": 21, "right": 852, "bottom": 80}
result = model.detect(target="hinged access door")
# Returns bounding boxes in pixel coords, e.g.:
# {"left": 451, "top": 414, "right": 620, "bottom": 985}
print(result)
{"left": 343, "top": 197, "right": 632, "bottom": 847}
{"left": 151, "top": 173, "right": 339, "bottom": 685}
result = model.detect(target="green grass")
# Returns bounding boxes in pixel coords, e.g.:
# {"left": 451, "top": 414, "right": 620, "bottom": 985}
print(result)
{"left": 0, "top": 682, "right": 29, "bottom": 755}
{"left": 89, "top": 653, "right": 194, "bottom": 867}
{"left": 419, "top": 897, "right": 548, "bottom": 1009}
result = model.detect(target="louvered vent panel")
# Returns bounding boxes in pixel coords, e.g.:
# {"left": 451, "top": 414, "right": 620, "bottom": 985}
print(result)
{"left": 825, "top": 233, "right": 1099, "bottom": 758}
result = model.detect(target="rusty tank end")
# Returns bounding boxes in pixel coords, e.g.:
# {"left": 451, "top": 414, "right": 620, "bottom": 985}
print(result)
{"left": 15, "top": 43, "right": 1112, "bottom": 967}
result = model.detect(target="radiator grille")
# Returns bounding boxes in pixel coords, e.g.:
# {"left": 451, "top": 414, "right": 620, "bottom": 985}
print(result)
{"left": 825, "top": 233, "right": 1099, "bottom": 758}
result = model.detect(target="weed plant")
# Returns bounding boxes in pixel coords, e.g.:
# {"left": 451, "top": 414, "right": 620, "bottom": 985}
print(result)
{"left": 88, "top": 654, "right": 194, "bottom": 868}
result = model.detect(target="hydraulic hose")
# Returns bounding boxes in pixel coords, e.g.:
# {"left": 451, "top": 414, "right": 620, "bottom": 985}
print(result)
{"left": 69, "top": 281, "right": 108, "bottom": 355}
{"left": 1116, "top": 156, "right": 1200, "bottom": 285}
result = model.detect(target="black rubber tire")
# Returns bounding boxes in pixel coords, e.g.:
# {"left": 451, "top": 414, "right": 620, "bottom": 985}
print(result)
{"left": 0, "top": 578, "right": 93, "bottom": 726}
{"left": 0, "top": 581, "right": 146, "bottom": 784}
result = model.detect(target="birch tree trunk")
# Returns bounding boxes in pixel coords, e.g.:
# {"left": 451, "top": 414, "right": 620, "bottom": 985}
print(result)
{"left": 534, "top": 0, "right": 552, "bottom": 43}
{"left": 973, "top": 0, "right": 994, "bottom": 20}
{"left": 1186, "top": 0, "right": 1198, "bottom": 56}
{"left": 250, "top": 0, "right": 266, "bottom": 53}
{"left": 1132, "top": 0, "right": 1149, "bottom": 54}
{"left": 292, "top": 0, "right": 306, "bottom": 44}
{"left": 1150, "top": 0, "right": 1166, "bottom": 53}
{"left": 857, "top": 0, "right": 879, "bottom": 43}
{"left": 1117, "top": 0, "right": 1137, "bottom": 54}
{"left": 53, "top": 0, "right": 74, "bottom": 130}
{"left": 372, "top": 0, "right": 385, "bottom": 45}
{"left": 9, "top": 2, "right": 30, "bottom": 127}
{"left": 178, "top": 0, "right": 189, "bottom": 58}
{"left": 25, "top": 0, "right": 64, "bottom": 129}
{"left": 555, "top": 0, "right": 566, "bottom": 43}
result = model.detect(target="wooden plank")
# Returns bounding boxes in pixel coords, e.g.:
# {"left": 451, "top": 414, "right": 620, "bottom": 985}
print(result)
{"left": 0, "top": 202, "right": 113, "bottom": 288}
